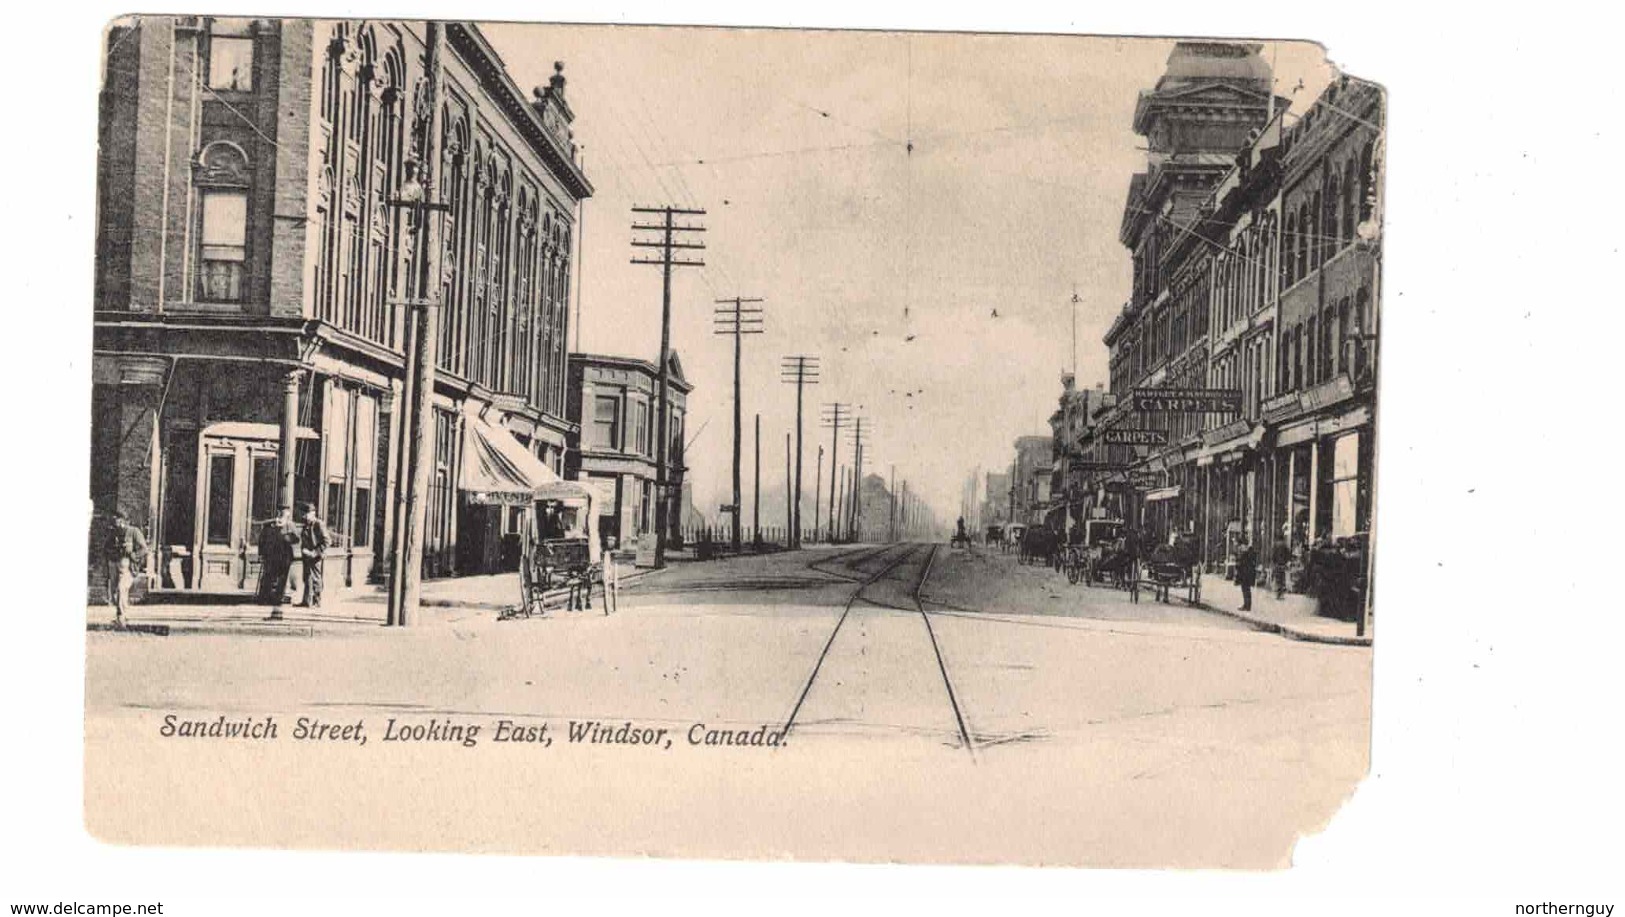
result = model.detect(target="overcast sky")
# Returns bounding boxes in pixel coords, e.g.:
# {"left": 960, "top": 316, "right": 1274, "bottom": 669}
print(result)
{"left": 483, "top": 24, "right": 1334, "bottom": 523}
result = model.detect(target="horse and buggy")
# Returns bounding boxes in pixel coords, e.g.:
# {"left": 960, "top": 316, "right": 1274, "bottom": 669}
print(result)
{"left": 503, "top": 486, "right": 618, "bottom": 619}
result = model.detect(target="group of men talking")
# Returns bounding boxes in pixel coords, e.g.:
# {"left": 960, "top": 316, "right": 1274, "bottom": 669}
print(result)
{"left": 257, "top": 502, "right": 330, "bottom": 620}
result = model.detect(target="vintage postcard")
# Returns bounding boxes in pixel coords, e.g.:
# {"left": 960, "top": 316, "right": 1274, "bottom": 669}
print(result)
{"left": 86, "top": 16, "right": 1382, "bottom": 867}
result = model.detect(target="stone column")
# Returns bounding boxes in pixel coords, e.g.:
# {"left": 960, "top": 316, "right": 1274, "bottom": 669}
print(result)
{"left": 279, "top": 369, "right": 302, "bottom": 511}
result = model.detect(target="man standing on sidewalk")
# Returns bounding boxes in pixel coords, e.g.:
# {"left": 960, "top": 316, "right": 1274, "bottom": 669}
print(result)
{"left": 102, "top": 509, "right": 147, "bottom": 628}
{"left": 1271, "top": 533, "right": 1291, "bottom": 600}
{"left": 1235, "top": 537, "right": 1258, "bottom": 612}
{"left": 297, "top": 502, "right": 330, "bottom": 609}
{"left": 259, "top": 508, "right": 297, "bottom": 620}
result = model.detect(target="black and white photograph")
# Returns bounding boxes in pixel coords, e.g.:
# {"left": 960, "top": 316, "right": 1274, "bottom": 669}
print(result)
{"left": 80, "top": 15, "right": 1381, "bottom": 866}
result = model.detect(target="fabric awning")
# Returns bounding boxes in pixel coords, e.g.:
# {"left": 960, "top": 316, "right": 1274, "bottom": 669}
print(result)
{"left": 1145, "top": 486, "right": 1182, "bottom": 502}
{"left": 460, "top": 409, "right": 570, "bottom": 506}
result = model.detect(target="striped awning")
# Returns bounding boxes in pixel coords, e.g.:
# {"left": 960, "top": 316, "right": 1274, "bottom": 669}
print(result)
{"left": 460, "top": 409, "right": 567, "bottom": 506}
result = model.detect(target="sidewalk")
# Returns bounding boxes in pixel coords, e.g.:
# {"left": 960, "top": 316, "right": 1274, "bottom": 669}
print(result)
{"left": 1195, "top": 574, "right": 1372, "bottom": 646}
{"left": 87, "top": 563, "right": 665, "bottom": 637}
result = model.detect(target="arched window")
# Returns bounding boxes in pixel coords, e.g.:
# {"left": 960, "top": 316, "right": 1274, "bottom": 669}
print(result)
{"left": 1343, "top": 160, "right": 1360, "bottom": 244}
{"left": 1297, "top": 202, "right": 1311, "bottom": 281}
{"left": 1283, "top": 213, "right": 1297, "bottom": 288}
{"left": 1359, "top": 141, "right": 1377, "bottom": 223}
{"left": 1325, "top": 173, "right": 1342, "bottom": 254}
{"left": 194, "top": 141, "right": 251, "bottom": 303}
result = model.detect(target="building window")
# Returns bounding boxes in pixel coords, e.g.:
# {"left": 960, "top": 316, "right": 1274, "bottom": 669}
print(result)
{"left": 1305, "top": 317, "right": 1318, "bottom": 387}
{"left": 207, "top": 19, "right": 255, "bottom": 91}
{"left": 1331, "top": 432, "right": 1361, "bottom": 538}
{"left": 198, "top": 191, "right": 248, "bottom": 302}
{"left": 206, "top": 454, "right": 234, "bottom": 546}
{"left": 592, "top": 393, "right": 621, "bottom": 450}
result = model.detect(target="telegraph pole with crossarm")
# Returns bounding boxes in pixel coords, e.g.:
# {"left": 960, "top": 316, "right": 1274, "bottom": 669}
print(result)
{"left": 714, "top": 297, "right": 763, "bottom": 552}
{"left": 780, "top": 355, "right": 820, "bottom": 549}
{"left": 631, "top": 205, "right": 705, "bottom": 568}
{"left": 819, "top": 403, "right": 850, "bottom": 543}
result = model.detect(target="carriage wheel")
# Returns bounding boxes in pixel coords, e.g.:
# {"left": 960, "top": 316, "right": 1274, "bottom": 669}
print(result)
{"left": 1066, "top": 562, "right": 1081, "bottom": 585}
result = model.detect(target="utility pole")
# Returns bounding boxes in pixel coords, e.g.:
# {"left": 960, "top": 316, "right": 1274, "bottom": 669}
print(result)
{"left": 632, "top": 205, "right": 706, "bottom": 568}
{"left": 848, "top": 417, "right": 867, "bottom": 541}
{"left": 714, "top": 296, "right": 762, "bottom": 553}
{"left": 784, "top": 432, "right": 792, "bottom": 545}
{"left": 813, "top": 445, "right": 823, "bottom": 544}
{"left": 780, "top": 355, "right": 819, "bottom": 549}
{"left": 819, "top": 403, "right": 849, "bottom": 542}
{"left": 385, "top": 21, "right": 449, "bottom": 628}
{"left": 753, "top": 413, "right": 761, "bottom": 548}
{"left": 889, "top": 465, "right": 897, "bottom": 542}
{"left": 836, "top": 466, "right": 848, "bottom": 542}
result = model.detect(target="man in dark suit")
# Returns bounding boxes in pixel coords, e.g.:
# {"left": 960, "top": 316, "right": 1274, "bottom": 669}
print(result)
{"left": 259, "top": 508, "right": 298, "bottom": 620}
{"left": 1235, "top": 537, "right": 1259, "bottom": 612}
{"left": 297, "top": 502, "right": 330, "bottom": 609}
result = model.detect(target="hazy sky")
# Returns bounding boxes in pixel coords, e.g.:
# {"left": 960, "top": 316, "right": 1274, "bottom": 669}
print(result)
{"left": 484, "top": 24, "right": 1334, "bottom": 522}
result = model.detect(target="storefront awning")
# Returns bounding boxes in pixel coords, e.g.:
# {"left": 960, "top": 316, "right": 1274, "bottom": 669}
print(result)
{"left": 1195, "top": 423, "right": 1267, "bottom": 466}
{"left": 461, "top": 409, "right": 591, "bottom": 507}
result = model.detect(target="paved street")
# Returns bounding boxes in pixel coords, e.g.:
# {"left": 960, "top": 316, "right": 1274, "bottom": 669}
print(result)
{"left": 85, "top": 542, "right": 1369, "bottom": 866}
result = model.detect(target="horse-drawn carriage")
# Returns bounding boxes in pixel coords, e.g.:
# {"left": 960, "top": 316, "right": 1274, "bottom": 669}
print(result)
{"left": 505, "top": 487, "right": 617, "bottom": 619}
{"left": 1018, "top": 525, "right": 1061, "bottom": 568}
{"left": 1132, "top": 535, "right": 1202, "bottom": 605}
{"left": 1061, "top": 518, "right": 1124, "bottom": 585}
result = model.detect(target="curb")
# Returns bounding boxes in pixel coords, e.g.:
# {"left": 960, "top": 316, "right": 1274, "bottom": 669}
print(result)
{"left": 93, "top": 568, "right": 667, "bottom": 634}
{"left": 87, "top": 621, "right": 318, "bottom": 638}
{"left": 347, "top": 567, "right": 660, "bottom": 611}
{"left": 1195, "top": 601, "right": 1371, "bottom": 647}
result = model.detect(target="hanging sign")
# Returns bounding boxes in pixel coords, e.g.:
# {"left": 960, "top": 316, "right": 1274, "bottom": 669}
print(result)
{"left": 1103, "top": 428, "right": 1170, "bottom": 446}
{"left": 1133, "top": 388, "right": 1243, "bottom": 413}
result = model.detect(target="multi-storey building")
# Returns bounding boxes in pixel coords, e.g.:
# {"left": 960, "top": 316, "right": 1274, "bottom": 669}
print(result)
{"left": 981, "top": 471, "right": 1011, "bottom": 527}
{"left": 1095, "top": 41, "right": 1283, "bottom": 550}
{"left": 91, "top": 17, "right": 591, "bottom": 596}
{"left": 564, "top": 352, "right": 690, "bottom": 552}
{"left": 1010, "top": 435, "right": 1053, "bottom": 526}
{"left": 1085, "top": 43, "right": 1383, "bottom": 597}
{"left": 1266, "top": 76, "right": 1383, "bottom": 552}
{"left": 1046, "top": 375, "right": 1106, "bottom": 533}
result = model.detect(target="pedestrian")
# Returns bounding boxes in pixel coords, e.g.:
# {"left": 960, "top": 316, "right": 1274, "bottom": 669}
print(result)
{"left": 1235, "top": 537, "right": 1258, "bottom": 612}
{"left": 258, "top": 508, "right": 297, "bottom": 620}
{"left": 101, "top": 509, "right": 147, "bottom": 628}
{"left": 1271, "top": 536, "right": 1291, "bottom": 599}
{"left": 297, "top": 502, "right": 330, "bottom": 609}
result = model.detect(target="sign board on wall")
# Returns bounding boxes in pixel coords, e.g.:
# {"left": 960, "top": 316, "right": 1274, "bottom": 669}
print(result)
{"left": 1103, "top": 428, "right": 1170, "bottom": 446}
{"left": 1133, "top": 388, "right": 1243, "bottom": 414}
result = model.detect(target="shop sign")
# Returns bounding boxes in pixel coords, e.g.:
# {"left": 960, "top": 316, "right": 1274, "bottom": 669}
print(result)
{"left": 1262, "top": 390, "right": 1301, "bottom": 423}
{"left": 1300, "top": 373, "right": 1355, "bottom": 412}
{"left": 1133, "top": 387, "right": 1243, "bottom": 414}
{"left": 1202, "top": 418, "right": 1252, "bottom": 446}
{"left": 1129, "top": 472, "right": 1161, "bottom": 490}
{"left": 1075, "top": 461, "right": 1129, "bottom": 471}
{"left": 1103, "top": 428, "right": 1170, "bottom": 446}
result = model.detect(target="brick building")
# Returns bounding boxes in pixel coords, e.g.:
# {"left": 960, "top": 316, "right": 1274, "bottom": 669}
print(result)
{"left": 1081, "top": 43, "right": 1384, "bottom": 604}
{"left": 1095, "top": 41, "right": 1284, "bottom": 549}
{"left": 564, "top": 352, "right": 690, "bottom": 552}
{"left": 91, "top": 18, "right": 592, "bottom": 596}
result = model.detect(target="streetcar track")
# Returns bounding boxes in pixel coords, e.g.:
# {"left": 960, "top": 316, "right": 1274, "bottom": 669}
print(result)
{"left": 782, "top": 542, "right": 977, "bottom": 758}
{"left": 779, "top": 543, "right": 924, "bottom": 740}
